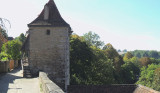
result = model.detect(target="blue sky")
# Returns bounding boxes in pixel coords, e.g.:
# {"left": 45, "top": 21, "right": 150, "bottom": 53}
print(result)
{"left": 0, "top": 0, "right": 160, "bottom": 51}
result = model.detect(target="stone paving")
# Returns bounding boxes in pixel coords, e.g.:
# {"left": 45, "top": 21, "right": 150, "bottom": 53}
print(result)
{"left": 0, "top": 68, "right": 40, "bottom": 93}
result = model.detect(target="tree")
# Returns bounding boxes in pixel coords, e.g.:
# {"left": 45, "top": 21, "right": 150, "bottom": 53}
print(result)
{"left": 70, "top": 35, "right": 95, "bottom": 84}
{"left": 131, "top": 50, "right": 160, "bottom": 59}
{"left": 123, "top": 49, "right": 127, "bottom": 52}
{"left": 143, "top": 52, "right": 149, "bottom": 57}
{"left": 15, "top": 33, "right": 26, "bottom": 43}
{"left": 0, "top": 18, "right": 11, "bottom": 40}
{"left": 103, "top": 43, "right": 124, "bottom": 83}
{"left": 70, "top": 35, "right": 115, "bottom": 85}
{"left": 114, "top": 56, "right": 124, "bottom": 72}
{"left": 123, "top": 52, "right": 134, "bottom": 61}
{"left": 0, "top": 18, "right": 10, "bottom": 34}
{"left": 103, "top": 43, "right": 124, "bottom": 67}
{"left": 137, "top": 64, "right": 160, "bottom": 91}
{"left": 117, "top": 49, "right": 121, "bottom": 52}
{"left": 82, "top": 31, "right": 104, "bottom": 48}
{"left": 103, "top": 43, "right": 119, "bottom": 59}
{"left": 139, "top": 57, "right": 152, "bottom": 67}
{"left": 153, "top": 68, "right": 160, "bottom": 91}
{"left": 149, "top": 51, "right": 159, "bottom": 59}
{"left": 0, "top": 28, "right": 8, "bottom": 38}
{"left": 130, "top": 57, "right": 141, "bottom": 68}
{"left": 1, "top": 40, "right": 22, "bottom": 60}
{"left": 135, "top": 52, "right": 141, "bottom": 58}
{"left": 121, "top": 61, "right": 140, "bottom": 84}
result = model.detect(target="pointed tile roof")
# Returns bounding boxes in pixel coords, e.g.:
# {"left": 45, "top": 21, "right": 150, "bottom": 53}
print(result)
{"left": 28, "top": 0, "right": 70, "bottom": 27}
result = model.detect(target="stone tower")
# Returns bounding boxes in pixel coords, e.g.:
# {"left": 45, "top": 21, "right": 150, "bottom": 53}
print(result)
{"left": 27, "top": 0, "right": 72, "bottom": 90}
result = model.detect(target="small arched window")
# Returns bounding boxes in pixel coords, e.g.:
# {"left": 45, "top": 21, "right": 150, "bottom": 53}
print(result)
{"left": 46, "top": 29, "right": 50, "bottom": 35}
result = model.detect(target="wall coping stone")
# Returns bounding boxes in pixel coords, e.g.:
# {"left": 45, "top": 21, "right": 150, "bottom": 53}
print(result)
{"left": 39, "top": 72, "right": 64, "bottom": 93}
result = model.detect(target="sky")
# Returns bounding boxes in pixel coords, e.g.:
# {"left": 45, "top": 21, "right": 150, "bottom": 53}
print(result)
{"left": 0, "top": 0, "right": 160, "bottom": 51}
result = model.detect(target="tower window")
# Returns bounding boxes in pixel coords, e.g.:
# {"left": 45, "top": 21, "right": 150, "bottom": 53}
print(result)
{"left": 46, "top": 30, "right": 50, "bottom": 35}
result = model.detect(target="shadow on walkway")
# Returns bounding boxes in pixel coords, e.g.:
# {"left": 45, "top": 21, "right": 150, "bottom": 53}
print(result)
{"left": 0, "top": 68, "right": 22, "bottom": 93}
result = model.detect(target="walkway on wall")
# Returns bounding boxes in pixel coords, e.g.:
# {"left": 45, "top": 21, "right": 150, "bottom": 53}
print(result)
{"left": 0, "top": 68, "right": 41, "bottom": 93}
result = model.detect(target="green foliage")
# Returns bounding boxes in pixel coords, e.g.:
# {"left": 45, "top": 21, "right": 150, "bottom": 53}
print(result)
{"left": 89, "top": 47, "right": 116, "bottom": 84}
{"left": 121, "top": 59, "right": 140, "bottom": 84}
{"left": 0, "top": 52, "right": 9, "bottom": 61}
{"left": 14, "top": 33, "right": 26, "bottom": 43}
{"left": 117, "top": 49, "right": 121, "bottom": 52}
{"left": 70, "top": 31, "right": 160, "bottom": 89}
{"left": 103, "top": 43, "right": 124, "bottom": 72}
{"left": 131, "top": 50, "right": 160, "bottom": 59}
{"left": 102, "top": 43, "right": 125, "bottom": 83}
{"left": 139, "top": 57, "right": 152, "bottom": 67}
{"left": 137, "top": 64, "right": 160, "bottom": 91}
{"left": 122, "top": 49, "right": 127, "bottom": 52}
{"left": 0, "top": 28, "right": 8, "bottom": 38}
{"left": 70, "top": 35, "right": 95, "bottom": 84}
{"left": 103, "top": 43, "right": 119, "bottom": 59}
{"left": 1, "top": 40, "right": 22, "bottom": 60}
{"left": 130, "top": 57, "right": 141, "bottom": 68}
{"left": 123, "top": 52, "right": 133, "bottom": 61}
{"left": 150, "top": 58, "right": 160, "bottom": 65}
{"left": 82, "top": 31, "right": 104, "bottom": 48}
{"left": 70, "top": 34, "right": 115, "bottom": 85}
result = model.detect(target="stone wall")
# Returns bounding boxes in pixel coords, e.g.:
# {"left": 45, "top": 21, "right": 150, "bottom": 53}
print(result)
{"left": 67, "top": 85, "right": 160, "bottom": 93}
{"left": 39, "top": 72, "right": 64, "bottom": 93}
{"left": 28, "top": 27, "right": 70, "bottom": 90}
{"left": 67, "top": 85, "right": 137, "bottom": 93}
{"left": 0, "top": 61, "right": 9, "bottom": 73}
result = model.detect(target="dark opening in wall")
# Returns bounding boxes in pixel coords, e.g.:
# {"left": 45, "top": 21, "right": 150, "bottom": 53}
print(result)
{"left": 46, "top": 30, "right": 50, "bottom": 35}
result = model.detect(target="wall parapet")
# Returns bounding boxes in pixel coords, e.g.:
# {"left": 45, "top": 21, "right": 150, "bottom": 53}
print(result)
{"left": 67, "top": 84, "right": 137, "bottom": 93}
{"left": 67, "top": 84, "right": 160, "bottom": 93}
{"left": 39, "top": 72, "right": 64, "bottom": 93}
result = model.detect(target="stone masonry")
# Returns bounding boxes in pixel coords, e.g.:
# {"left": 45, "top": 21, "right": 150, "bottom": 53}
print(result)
{"left": 22, "top": 0, "right": 72, "bottom": 91}
{"left": 28, "top": 27, "right": 70, "bottom": 90}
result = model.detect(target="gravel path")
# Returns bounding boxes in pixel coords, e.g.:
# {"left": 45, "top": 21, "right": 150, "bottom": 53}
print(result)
{"left": 0, "top": 68, "right": 40, "bottom": 93}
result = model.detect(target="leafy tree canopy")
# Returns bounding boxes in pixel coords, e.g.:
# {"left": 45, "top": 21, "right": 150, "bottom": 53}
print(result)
{"left": 131, "top": 50, "right": 160, "bottom": 59}
{"left": 0, "top": 28, "right": 8, "bottom": 38}
{"left": 69, "top": 31, "right": 160, "bottom": 89}
{"left": 1, "top": 40, "right": 22, "bottom": 60}
{"left": 123, "top": 52, "right": 134, "bottom": 61}
{"left": 70, "top": 34, "right": 116, "bottom": 85}
{"left": 82, "top": 31, "right": 104, "bottom": 48}
{"left": 137, "top": 64, "right": 160, "bottom": 91}
{"left": 14, "top": 33, "right": 26, "bottom": 43}
{"left": 139, "top": 57, "right": 152, "bottom": 67}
